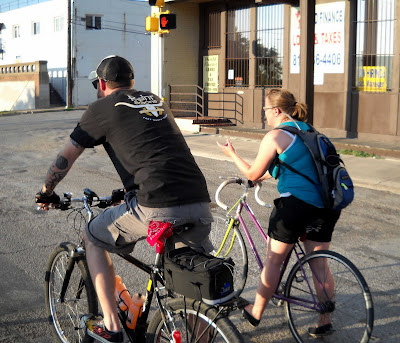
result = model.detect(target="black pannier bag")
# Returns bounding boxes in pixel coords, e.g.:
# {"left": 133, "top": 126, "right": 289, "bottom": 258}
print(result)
{"left": 163, "top": 247, "right": 235, "bottom": 305}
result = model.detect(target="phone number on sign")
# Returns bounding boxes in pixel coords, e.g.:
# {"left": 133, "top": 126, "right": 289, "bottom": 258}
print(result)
{"left": 292, "top": 53, "right": 342, "bottom": 67}
{"left": 315, "top": 53, "right": 341, "bottom": 66}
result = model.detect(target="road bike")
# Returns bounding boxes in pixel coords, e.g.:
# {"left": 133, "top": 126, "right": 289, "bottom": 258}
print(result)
{"left": 44, "top": 188, "right": 244, "bottom": 343}
{"left": 209, "top": 177, "right": 374, "bottom": 343}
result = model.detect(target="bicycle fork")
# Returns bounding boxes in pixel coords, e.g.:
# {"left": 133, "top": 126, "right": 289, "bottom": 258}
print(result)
{"left": 59, "top": 246, "right": 86, "bottom": 304}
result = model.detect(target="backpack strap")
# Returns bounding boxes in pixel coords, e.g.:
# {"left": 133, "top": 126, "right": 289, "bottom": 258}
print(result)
{"left": 274, "top": 157, "right": 317, "bottom": 186}
{"left": 273, "top": 125, "right": 318, "bottom": 186}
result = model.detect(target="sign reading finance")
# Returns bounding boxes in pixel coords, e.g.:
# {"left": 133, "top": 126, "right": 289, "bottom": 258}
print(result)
{"left": 290, "top": 1, "right": 345, "bottom": 83}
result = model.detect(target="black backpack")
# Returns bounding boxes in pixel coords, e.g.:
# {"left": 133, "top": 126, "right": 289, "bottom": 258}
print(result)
{"left": 274, "top": 124, "right": 354, "bottom": 211}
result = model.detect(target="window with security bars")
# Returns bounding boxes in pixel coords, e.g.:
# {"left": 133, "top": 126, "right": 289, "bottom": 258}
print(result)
{"left": 54, "top": 16, "right": 64, "bottom": 32}
{"left": 256, "top": 5, "right": 284, "bottom": 87}
{"left": 32, "top": 21, "right": 40, "bottom": 35}
{"left": 205, "top": 9, "right": 221, "bottom": 49}
{"left": 12, "top": 25, "right": 20, "bottom": 38}
{"left": 86, "top": 15, "right": 102, "bottom": 30}
{"left": 354, "top": 0, "right": 395, "bottom": 92}
{"left": 225, "top": 7, "right": 250, "bottom": 87}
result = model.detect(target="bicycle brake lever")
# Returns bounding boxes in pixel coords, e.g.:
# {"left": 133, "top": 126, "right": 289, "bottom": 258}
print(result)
{"left": 83, "top": 188, "right": 98, "bottom": 198}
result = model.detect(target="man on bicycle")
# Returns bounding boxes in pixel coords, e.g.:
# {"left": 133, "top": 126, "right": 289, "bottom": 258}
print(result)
{"left": 36, "top": 55, "right": 212, "bottom": 343}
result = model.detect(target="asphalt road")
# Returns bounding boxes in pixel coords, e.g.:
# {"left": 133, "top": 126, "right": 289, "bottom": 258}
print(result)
{"left": 0, "top": 110, "right": 399, "bottom": 343}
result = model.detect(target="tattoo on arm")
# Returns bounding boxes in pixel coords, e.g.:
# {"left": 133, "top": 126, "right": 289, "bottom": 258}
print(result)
{"left": 43, "top": 140, "right": 84, "bottom": 193}
{"left": 44, "top": 169, "right": 68, "bottom": 191}
{"left": 44, "top": 153, "right": 70, "bottom": 192}
{"left": 55, "top": 154, "right": 68, "bottom": 170}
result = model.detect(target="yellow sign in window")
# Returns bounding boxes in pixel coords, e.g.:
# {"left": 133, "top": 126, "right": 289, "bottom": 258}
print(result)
{"left": 358, "top": 66, "right": 387, "bottom": 92}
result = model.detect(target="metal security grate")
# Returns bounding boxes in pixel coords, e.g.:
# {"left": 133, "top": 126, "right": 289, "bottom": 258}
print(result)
{"left": 255, "top": 4, "right": 284, "bottom": 87}
{"left": 225, "top": 7, "right": 250, "bottom": 87}
{"left": 205, "top": 9, "right": 221, "bottom": 49}
{"left": 354, "top": 0, "right": 395, "bottom": 92}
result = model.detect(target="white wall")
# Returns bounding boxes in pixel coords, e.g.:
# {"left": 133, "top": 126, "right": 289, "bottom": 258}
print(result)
{"left": 0, "top": 0, "right": 68, "bottom": 68}
{"left": 0, "top": 80, "right": 35, "bottom": 111}
{"left": 0, "top": 0, "right": 151, "bottom": 107}
{"left": 72, "top": 0, "right": 151, "bottom": 105}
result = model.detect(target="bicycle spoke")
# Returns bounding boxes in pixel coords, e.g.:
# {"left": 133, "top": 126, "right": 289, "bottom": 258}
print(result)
{"left": 147, "top": 298, "right": 242, "bottom": 343}
{"left": 45, "top": 244, "right": 97, "bottom": 343}
{"left": 285, "top": 251, "right": 373, "bottom": 343}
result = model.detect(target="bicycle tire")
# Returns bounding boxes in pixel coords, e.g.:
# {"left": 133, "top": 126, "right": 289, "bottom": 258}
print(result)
{"left": 147, "top": 297, "right": 244, "bottom": 343}
{"left": 284, "top": 250, "right": 374, "bottom": 343}
{"left": 45, "top": 242, "right": 98, "bottom": 343}
{"left": 209, "top": 214, "right": 248, "bottom": 298}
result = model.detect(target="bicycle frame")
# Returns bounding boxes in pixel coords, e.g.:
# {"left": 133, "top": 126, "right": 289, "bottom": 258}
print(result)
{"left": 56, "top": 191, "right": 228, "bottom": 343}
{"left": 216, "top": 178, "right": 328, "bottom": 312}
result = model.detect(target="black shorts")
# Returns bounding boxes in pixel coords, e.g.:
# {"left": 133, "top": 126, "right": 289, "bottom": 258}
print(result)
{"left": 268, "top": 196, "right": 341, "bottom": 244}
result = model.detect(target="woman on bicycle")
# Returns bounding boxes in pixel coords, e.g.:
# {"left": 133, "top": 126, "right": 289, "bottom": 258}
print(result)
{"left": 217, "top": 88, "right": 340, "bottom": 337}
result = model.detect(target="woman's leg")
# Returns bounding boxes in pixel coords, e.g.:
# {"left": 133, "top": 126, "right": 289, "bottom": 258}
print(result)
{"left": 245, "top": 238, "right": 294, "bottom": 320}
{"left": 303, "top": 240, "right": 334, "bottom": 327}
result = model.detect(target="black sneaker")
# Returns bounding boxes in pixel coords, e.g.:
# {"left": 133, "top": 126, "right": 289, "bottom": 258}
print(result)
{"left": 308, "top": 323, "right": 335, "bottom": 337}
{"left": 81, "top": 315, "right": 123, "bottom": 343}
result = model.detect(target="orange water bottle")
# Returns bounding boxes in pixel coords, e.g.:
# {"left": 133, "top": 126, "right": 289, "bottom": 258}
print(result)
{"left": 115, "top": 275, "right": 130, "bottom": 312}
{"left": 126, "top": 293, "right": 145, "bottom": 330}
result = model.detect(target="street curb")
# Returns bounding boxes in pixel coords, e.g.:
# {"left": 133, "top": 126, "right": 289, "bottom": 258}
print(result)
{"left": 200, "top": 126, "right": 400, "bottom": 160}
{"left": 0, "top": 106, "right": 87, "bottom": 118}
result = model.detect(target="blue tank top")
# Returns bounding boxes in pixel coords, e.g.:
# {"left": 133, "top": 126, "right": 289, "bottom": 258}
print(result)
{"left": 269, "top": 121, "right": 324, "bottom": 208}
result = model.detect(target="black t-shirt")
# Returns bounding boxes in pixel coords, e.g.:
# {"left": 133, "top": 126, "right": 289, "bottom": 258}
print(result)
{"left": 70, "top": 89, "right": 210, "bottom": 207}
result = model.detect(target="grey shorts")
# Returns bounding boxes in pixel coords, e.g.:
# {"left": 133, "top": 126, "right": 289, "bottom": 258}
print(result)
{"left": 84, "top": 196, "right": 213, "bottom": 254}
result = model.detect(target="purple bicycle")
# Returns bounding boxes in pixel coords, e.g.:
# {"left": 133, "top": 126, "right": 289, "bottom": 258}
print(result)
{"left": 210, "top": 177, "right": 374, "bottom": 343}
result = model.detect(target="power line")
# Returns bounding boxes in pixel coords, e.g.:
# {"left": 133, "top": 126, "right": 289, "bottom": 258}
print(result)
{"left": 72, "top": 20, "right": 150, "bottom": 36}
{"left": 73, "top": 15, "right": 146, "bottom": 29}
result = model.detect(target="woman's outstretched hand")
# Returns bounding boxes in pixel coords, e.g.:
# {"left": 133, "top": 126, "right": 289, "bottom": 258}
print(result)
{"left": 217, "top": 139, "right": 235, "bottom": 157}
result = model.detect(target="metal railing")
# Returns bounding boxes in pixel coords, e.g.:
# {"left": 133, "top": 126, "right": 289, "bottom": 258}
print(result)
{"left": 207, "top": 91, "right": 243, "bottom": 124}
{"left": 169, "top": 85, "right": 243, "bottom": 124}
{"left": 169, "top": 85, "right": 204, "bottom": 120}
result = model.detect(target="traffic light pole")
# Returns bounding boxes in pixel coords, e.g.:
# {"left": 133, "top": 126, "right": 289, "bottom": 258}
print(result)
{"left": 158, "top": 33, "right": 163, "bottom": 99}
{"left": 147, "top": 0, "right": 175, "bottom": 100}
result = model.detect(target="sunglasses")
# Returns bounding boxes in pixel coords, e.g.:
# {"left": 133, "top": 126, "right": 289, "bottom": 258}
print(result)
{"left": 92, "top": 79, "right": 99, "bottom": 89}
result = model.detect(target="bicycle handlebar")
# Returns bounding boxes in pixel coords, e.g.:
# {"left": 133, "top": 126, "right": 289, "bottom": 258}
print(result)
{"left": 53, "top": 188, "right": 125, "bottom": 211}
{"left": 215, "top": 177, "right": 271, "bottom": 210}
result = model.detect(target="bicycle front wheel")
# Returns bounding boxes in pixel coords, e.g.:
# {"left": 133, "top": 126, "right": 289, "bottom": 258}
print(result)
{"left": 45, "top": 242, "right": 98, "bottom": 343}
{"left": 147, "top": 298, "right": 244, "bottom": 343}
{"left": 208, "top": 214, "right": 248, "bottom": 297}
{"left": 284, "top": 250, "right": 374, "bottom": 343}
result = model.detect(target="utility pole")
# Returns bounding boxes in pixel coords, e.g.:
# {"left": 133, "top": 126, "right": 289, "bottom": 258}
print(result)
{"left": 67, "top": 0, "right": 72, "bottom": 107}
{"left": 299, "top": 0, "right": 315, "bottom": 124}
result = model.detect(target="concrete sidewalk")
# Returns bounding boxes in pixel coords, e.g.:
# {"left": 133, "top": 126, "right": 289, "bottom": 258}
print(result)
{"left": 176, "top": 118, "right": 400, "bottom": 196}
{"left": 2, "top": 108, "right": 399, "bottom": 195}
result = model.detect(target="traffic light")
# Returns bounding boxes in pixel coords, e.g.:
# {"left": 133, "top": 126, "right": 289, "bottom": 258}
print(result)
{"left": 145, "top": 16, "right": 159, "bottom": 32}
{"left": 159, "top": 13, "right": 176, "bottom": 30}
{"left": 148, "top": 0, "right": 164, "bottom": 7}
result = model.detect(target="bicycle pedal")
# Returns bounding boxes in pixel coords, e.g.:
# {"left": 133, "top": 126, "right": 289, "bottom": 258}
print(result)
{"left": 271, "top": 297, "right": 283, "bottom": 307}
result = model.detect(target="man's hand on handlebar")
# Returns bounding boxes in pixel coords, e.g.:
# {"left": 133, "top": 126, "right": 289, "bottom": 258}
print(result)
{"left": 36, "top": 190, "right": 60, "bottom": 211}
{"left": 111, "top": 188, "right": 126, "bottom": 205}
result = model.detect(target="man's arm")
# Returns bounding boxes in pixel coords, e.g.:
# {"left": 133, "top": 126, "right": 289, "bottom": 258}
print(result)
{"left": 41, "top": 138, "right": 85, "bottom": 194}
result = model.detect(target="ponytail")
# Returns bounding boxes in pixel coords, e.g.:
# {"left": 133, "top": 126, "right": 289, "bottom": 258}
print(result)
{"left": 266, "top": 89, "right": 308, "bottom": 122}
{"left": 292, "top": 101, "right": 308, "bottom": 122}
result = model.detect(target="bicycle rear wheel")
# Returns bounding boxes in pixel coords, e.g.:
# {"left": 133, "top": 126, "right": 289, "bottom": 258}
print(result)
{"left": 284, "top": 250, "right": 374, "bottom": 343}
{"left": 208, "top": 214, "right": 248, "bottom": 298}
{"left": 147, "top": 298, "right": 244, "bottom": 343}
{"left": 45, "top": 242, "right": 98, "bottom": 343}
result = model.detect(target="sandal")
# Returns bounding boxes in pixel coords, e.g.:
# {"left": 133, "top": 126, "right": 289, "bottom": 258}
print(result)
{"left": 242, "top": 308, "right": 260, "bottom": 327}
{"left": 308, "top": 323, "right": 335, "bottom": 337}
